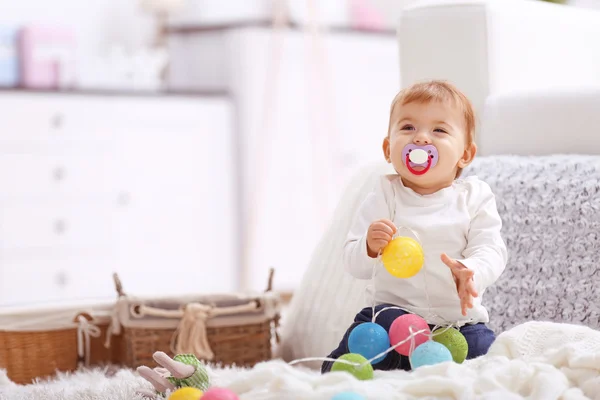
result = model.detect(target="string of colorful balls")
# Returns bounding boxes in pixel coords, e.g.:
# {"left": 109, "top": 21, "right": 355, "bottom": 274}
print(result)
{"left": 292, "top": 234, "right": 472, "bottom": 400}
{"left": 332, "top": 236, "right": 470, "bottom": 375}
{"left": 329, "top": 312, "right": 469, "bottom": 379}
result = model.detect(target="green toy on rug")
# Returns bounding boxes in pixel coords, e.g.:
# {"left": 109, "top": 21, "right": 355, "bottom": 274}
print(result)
{"left": 136, "top": 351, "right": 238, "bottom": 400}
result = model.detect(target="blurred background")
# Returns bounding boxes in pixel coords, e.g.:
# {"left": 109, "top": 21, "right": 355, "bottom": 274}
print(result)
{"left": 0, "top": 0, "right": 598, "bottom": 307}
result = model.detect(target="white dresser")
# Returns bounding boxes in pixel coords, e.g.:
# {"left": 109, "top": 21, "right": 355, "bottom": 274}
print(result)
{"left": 0, "top": 91, "right": 237, "bottom": 306}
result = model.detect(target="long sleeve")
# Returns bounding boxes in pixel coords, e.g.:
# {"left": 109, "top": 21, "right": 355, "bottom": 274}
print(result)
{"left": 457, "top": 180, "right": 508, "bottom": 294}
{"left": 343, "top": 176, "right": 394, "bottom": 280}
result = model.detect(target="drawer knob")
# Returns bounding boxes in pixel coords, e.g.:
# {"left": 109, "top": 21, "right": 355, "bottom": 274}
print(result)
{"left": 54, "top": 219, "right": 68, "bottom": 234}
{"left": 53, "top": 167, "right": 66, "bottom": 182}
{"left": 55, "top": 271, "right": 68, "bottom": 288}
{"left": 117, "top": 191, "right": 130, "bottom": 206}
{"left": 51, "top": 113, "right": 63, "bottom": 129}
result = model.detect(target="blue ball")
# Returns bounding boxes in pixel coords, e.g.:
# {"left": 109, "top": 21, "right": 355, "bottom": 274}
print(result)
{"left": 331, "top": 392, "right": 366, "bottom": 400}
{"left": 410, "top": 340, "right": 453, "bottom": 369}
{"left": 348, "top": 322, "right": 390, "bottom": 365}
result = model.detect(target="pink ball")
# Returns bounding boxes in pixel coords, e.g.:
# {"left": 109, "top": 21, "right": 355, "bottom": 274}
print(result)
{"left": 389, "top": 314, "right": 431, "bottom": 356}
{"left": 201, "top": 388, "right": 239, "bottom": 400}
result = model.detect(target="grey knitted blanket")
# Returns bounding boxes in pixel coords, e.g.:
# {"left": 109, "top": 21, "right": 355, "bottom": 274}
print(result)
{"left": 464, "top": 155, "right": 600, "bottom": 333}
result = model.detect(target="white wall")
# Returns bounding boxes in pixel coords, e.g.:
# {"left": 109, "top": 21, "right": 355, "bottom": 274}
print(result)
{"left": 569, "top": 0, "right": 600, "bottom": 10}
{"left": 0, "top": 0, "right": 156, "bottom": 88}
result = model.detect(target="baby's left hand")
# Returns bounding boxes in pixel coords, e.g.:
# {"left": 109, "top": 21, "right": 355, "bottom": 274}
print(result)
{"left": 441, "top": 253, "right": 478, "bottom": 316}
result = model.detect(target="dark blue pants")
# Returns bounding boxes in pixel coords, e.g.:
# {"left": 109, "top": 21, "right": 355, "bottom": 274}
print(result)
{"left": 321, "top": 303, "right": 496, "bottom": 373}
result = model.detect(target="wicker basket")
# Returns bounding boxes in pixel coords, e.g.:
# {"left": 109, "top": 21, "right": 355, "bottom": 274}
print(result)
{"left": 0, "top": 304, "right": 120, "bottom": 384}
{"left": 109, "top": 271, "right": 281, "bottom": 369}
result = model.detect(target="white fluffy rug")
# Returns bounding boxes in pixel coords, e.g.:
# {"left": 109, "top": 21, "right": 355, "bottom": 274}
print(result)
{"left": 1, "top": 322, "right": 600, "bottom": 400}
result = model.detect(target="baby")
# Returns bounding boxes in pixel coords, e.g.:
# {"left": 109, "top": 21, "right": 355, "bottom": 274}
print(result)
{"left": 322, "top": 80, "right": 508, "bottom": 372}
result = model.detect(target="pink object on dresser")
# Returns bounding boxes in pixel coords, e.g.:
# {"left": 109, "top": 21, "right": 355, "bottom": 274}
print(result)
{"left": 350, "top": 0, "right": 385, "bottom": 31}
{"left": 19, "top": 25, "right": 76, "bottom": 89}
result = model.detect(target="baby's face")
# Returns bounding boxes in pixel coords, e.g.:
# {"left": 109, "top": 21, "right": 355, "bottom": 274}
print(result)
{"left": 384, "top": 101, "right": 473, "bottom": 191}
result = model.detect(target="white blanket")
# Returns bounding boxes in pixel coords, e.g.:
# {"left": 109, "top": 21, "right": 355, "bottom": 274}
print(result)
{"left": 1, "top": 321, "right": 599, "bottom": 400}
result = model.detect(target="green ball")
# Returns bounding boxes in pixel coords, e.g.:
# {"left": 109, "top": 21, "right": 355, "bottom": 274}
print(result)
{"left": 432, "top": 328, "right": 468, "bottom": 364}
{"left": 331, "top": 353, "right": 374, "bottom": 381}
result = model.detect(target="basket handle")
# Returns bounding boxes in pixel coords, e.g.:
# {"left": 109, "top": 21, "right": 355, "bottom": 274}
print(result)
{"left": 131, "top": 300, "right": 261, "bottom": 319}
{"left": 113, "top": 273, "right": 126, "bottom": 297}
{"left": 264, "top": 268, "right": 282, "bottom": 344}
{"left": 265, "top": 267, "right": 275, "bottom": 292}
{"left": 72, "top": 312, "right": 93, "bottom": 323}
{"left": 131, "top": 305, "right": 183, "bottom": 319}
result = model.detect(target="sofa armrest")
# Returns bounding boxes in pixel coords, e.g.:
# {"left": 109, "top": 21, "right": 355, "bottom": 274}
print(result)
{"left": 479, "top": 88, "right": 600, "bottom": 155}
{"left": 398, "top": 0, "right": 600, "bottom": 113}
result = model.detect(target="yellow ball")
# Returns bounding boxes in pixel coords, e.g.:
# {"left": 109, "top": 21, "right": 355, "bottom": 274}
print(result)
{"left": 168, "top": 387, "right": 204, "bottom": 400}
{"left": 381, "top": 236, "right": 424, "bottom": 278}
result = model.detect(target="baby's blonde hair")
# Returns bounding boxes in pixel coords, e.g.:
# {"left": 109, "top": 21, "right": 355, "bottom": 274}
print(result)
{"left": 387, "top": 80, "right": 476, "bottom": 177}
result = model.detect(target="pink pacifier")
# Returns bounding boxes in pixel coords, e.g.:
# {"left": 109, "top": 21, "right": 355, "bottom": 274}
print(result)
{"left": 402, "top": 144, "right": 438, "bottom": 175}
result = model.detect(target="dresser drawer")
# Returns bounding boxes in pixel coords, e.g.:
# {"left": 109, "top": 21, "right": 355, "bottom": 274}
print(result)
{"left": 0, "top": 153, "right": 117, "bottom": 199}
{"left": 0, "top": 94, "right": 115, "bottom": 147}
{"left": 0, "top": 205, "right": 115, "bottom": 251}
{"left": 0, "top": 257, "right": 116, "bottom": 305}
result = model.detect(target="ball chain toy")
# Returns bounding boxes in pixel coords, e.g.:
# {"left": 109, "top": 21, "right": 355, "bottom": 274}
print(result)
{"left": 381, "top": 236, "right": 424, "bottom": 278}
{"left": 325, "top": 313, "right": 468, "bottom": 377}
{"left": 331, "top": 392, "right": 366, "bottom": 400}
{"left": 202, "top": 388, "right": 240, "bottom": 400}
{"left": 409, "top": 341, "right": 453, "bottom": 369}
{"left": 331, "top": 353, "right": 374, "bottom": 381}
{"left": 348, "top": 322, "right": 390, "bottom": 364}
{"left": 289, "top": 225, "right": 473, "bottom": 377}
{"left": 168, "top": 387, "right": 203, "bottom": 400}
{"left": 389, "top": 314, "right": 430, "bottom": 356}
{"left": 432, "top": 327, "right": 468, "bottom": 363}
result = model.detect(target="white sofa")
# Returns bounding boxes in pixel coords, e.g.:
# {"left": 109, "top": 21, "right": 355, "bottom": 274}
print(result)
{"left": 397, "top": 0, "right": 600, "bottom": 128}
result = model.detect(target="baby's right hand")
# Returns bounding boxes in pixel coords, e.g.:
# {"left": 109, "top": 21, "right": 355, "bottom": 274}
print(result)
{"left": 366, "top": 219, "right": 397, "bottom": 258}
